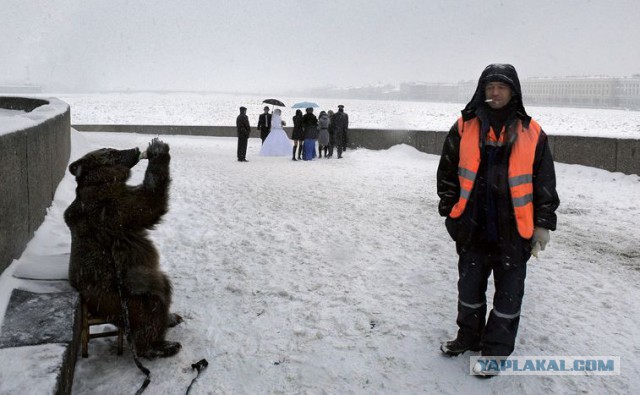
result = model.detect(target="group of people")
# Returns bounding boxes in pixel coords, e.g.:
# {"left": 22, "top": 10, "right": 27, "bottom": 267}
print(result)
{"left": 235, "top": 104, "right": 349, "bottom": 162}
{"left": 237, "top": 64, "right": 559, "bottom": 379}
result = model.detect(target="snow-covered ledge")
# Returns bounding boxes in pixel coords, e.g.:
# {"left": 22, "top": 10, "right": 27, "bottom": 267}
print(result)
{"left": 0, "top": 96, "right": 70, "bottom": 274}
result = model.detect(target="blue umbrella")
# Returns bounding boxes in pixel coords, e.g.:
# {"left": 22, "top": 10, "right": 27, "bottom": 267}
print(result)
{"left": 291, "top": 101, "right": 319, "bottom": 109}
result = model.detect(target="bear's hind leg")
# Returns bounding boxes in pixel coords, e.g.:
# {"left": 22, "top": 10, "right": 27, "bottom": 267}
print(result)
{"left": 127, "top": 295, "right": 181, "bottom": 358}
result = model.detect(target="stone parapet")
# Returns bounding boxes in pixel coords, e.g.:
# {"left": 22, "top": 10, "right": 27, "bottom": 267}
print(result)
{"left": 73, "top": 124, "right": 640, "bottom": 175}
{"left": 0, "top": 97, "right": 70, "bottom": 274}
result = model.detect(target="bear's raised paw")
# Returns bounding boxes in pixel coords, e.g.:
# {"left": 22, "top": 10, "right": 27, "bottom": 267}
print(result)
{"left": 146, "top": 138, "right": 170, "bottom": 158}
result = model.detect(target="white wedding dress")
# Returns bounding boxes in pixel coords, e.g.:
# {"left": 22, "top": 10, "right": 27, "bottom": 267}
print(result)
{"left": 260, "top": 112, "right": 292, "bottom": 156}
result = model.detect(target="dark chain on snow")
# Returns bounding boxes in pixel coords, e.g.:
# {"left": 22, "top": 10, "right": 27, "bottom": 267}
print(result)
{"left": 119, "top": 296, "right": 151, "bottom": 395}
{"left": 185, "top": 359, "right": 209, "bottom": 395}
{"left": 112, "top": 247, "right": 151, "bottom": 395}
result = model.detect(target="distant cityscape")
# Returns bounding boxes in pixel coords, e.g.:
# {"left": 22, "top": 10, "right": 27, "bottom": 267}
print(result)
{"left": 3, "top": 75, "right": 640, "bottom": 110}
{"left": 0, "top": 84, "right": 42, "bottom": 94}
{"left": 294, "top": 75, "right": 640, "bottom": 111}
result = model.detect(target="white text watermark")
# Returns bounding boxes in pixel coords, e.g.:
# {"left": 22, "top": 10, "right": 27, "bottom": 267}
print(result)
{"left": 470, "top": 356, "right": 621, "bottom": 376}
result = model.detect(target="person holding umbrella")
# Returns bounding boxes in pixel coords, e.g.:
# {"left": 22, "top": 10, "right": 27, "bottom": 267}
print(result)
{"left": 257, "top": 106, "right": 272, "bottom": 144}
{"left": 302, "top": 107, "right": 318, "bottom": 160}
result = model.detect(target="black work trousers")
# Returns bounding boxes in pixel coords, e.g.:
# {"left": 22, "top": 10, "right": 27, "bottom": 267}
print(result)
{"left": 456, "top": 246, "right": 527, "bottom": 356}
{"left": 237, "top": 136, "right": 248, "bottom": 160}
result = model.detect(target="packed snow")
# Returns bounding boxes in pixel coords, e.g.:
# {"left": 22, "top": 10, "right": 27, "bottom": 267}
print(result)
{"left": 0, "top": 97, "right": 69, "bottom": 136}
{"left": 0, "top": 93, "right": 639, "bottom": 394}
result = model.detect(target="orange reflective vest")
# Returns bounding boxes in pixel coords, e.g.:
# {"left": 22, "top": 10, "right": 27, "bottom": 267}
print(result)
{"left": 448, "top": 116, "right": 541, "bottom": 239}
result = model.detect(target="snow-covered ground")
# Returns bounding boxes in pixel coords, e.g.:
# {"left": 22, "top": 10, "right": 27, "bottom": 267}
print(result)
{"left": 1, "top": 126, "right": 639, "bottom": 394}
{"left": 7, "top": 91, "right": 640, "bottom": 139}
{"left": 1, "top": 93, "right": 639, "bottom": 393}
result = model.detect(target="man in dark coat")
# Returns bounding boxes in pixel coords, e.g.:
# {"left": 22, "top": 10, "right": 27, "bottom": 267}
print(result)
{"left": 236, "top": 106, "right": 250, "bottom": 162}
{"left": 257, "top": 106, "right": 272, "bottom": 145}
{"left": 437, "top": 64, "right": 559, "bottom": 373}
{"left": 332, "top": 105, "right": 349, "bottom": 159}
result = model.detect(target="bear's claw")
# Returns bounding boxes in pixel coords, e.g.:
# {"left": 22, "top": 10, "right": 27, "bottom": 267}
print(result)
{"left": 147, "top": 138, "right": 170, "bottom": 157}
{"left": 168, "top": 313, "right": 183, "bottom": 328}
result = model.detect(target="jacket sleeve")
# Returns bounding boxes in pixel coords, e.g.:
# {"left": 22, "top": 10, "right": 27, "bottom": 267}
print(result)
{"left": 437, "top": 122, "right": 461, "bottom": 217}
{"left": 532, "top": 130, "right": 560, "bottom": 231}
{"left": 241, "top": 116, "right": 251, "bottom": 133}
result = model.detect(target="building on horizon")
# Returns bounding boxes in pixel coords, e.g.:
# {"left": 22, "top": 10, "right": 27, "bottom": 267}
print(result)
{"left": 307, "top": 75, "right": 640, "bottom": 111}
{"left": 0, "top": 84, "right": 42, "bottom": 94}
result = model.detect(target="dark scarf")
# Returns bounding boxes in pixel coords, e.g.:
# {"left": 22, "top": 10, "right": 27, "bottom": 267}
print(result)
{"left": 478, "top": 101, "right": 517, "bottom": 244}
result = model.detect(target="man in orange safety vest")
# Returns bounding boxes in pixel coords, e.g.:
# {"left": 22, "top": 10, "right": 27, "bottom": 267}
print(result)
{"left": 437, "top": 64, "right": 560, "bottom": 375}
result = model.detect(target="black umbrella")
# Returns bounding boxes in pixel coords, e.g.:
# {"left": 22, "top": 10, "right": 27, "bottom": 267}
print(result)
{"left": 262, "top": 99, "right": 285, "bottom": 111}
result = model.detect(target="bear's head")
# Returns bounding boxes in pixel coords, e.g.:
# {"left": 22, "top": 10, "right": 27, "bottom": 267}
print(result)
{"left": 69, "top": 147, "right": 141, "bottom": 186}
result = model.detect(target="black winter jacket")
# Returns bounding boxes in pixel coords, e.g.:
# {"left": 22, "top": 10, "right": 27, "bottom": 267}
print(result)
{"left": 292, "top": 114, "right": 304, "bottom": 140}
{"left": 437, "top": 117, "right": 559, "bottom": 265}
{"left": 437, "top": 63, "right": 560, "bottom": 266}
{"left": 302, "top": 113, "right": 318, "bottom": 139}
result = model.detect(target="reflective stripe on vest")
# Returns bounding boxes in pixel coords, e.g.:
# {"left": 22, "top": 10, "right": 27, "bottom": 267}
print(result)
{"left": 448, "top": 117, "right": 541, "bottom": 239}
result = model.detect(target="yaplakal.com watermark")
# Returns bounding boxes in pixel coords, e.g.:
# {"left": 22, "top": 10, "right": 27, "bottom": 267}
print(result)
{"left": 470, "top": 356, "right": 621, "bottom": 376}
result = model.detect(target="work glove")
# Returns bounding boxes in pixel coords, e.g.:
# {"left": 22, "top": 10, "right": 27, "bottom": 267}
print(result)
{"left": 531, "top": 227, "right": 550, "bottom": 258}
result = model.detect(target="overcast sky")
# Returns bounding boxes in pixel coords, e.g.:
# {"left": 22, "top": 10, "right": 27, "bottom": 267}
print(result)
{"left": 2, "top": 0, "right": 639, "bottom": 94}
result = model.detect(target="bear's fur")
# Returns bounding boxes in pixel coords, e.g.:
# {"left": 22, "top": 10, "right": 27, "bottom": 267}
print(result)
{"left": 64, "top": 138, "right": 181, "bottom": 358}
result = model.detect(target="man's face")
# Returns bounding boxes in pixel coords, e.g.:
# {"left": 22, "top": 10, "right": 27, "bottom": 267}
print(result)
{"left": 264, "top": 107, "right": 269, "bottom": 113}
{"left": 484, "top": 82, "right": 513, "bottom": 109}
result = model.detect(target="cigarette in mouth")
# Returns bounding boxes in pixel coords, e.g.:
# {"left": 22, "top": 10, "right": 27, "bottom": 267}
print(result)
{"left": 485, "top": 99, "right": 494, "bottom": 103}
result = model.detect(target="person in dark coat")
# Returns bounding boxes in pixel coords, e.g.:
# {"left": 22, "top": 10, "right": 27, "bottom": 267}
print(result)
{"left": 327, "top": 110, "right": 335, "bottom": 158}
{"left": 236, "top": 106, "right": 250, "bottom": 162}
{"left": 257, "top": 106, "right": 272, "bottom": 145}
{"left": 302, "top": 107, "right": 318, "bottom": 161}
{"left": 332, "top": 105, "right": 349, "bottom": 159}
{"left": 437, "top": 64, "right": 560, "bottom": 373}
{"left": 291, "top": 109, "right": 304, "bottom": 161}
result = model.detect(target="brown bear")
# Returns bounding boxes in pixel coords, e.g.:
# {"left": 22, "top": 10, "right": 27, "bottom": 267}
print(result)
{"left": 64, "top": 138, "right": 181, "bottom": 358}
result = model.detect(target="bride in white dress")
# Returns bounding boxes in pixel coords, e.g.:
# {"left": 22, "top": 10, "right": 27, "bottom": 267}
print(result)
{"left": 260, "top": 108, "right": 292, "bottom": 156}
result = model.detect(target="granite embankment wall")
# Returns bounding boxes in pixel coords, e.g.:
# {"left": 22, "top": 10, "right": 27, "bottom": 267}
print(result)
{"left": 74, "top": 124, "right": 640, "bottom": 176}
{"left": 0, "top": 97, "right": 75, "bottom": 395}
{"left": 0, "top": 97, "right": 71, "bottom": 274}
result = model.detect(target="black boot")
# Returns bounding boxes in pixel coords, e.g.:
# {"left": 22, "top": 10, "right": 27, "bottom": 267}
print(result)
{"left": 298, "top": 143, "right": 303, "bottom": 160}
{"left": 440, "top": 335, "right": 482, "bottom": 356}
{"left": 292, "top": 146, "right": 297, "bottom": 161}
{"left": 319, "top": 146, "right": 323, "bottom": 158}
